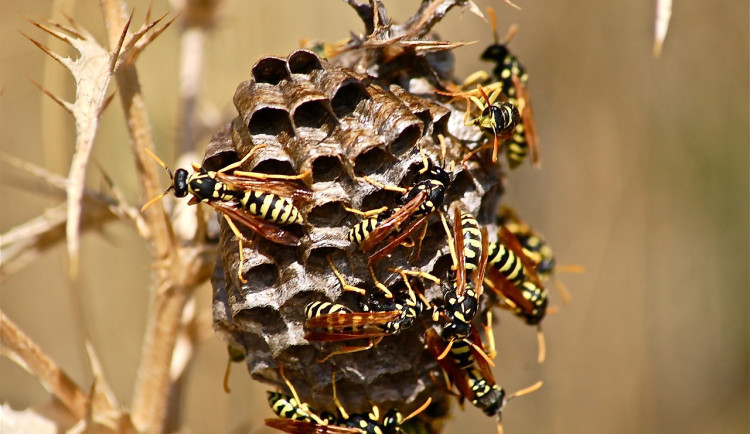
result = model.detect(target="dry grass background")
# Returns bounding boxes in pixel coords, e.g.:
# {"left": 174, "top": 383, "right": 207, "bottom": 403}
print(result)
{"left": 1, "top": 1, "right": 747, "bottom": 433}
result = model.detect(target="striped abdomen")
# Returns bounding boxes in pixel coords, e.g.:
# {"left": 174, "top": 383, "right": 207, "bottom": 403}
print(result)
{"left": 347, "top": 209, "right": 393, "bottom": 245}
{"left": 518, "top": 281, "right": 548, "bottom": 325}
{"left": 461, "top": 213, "right": 482, "bottom": 275}
{"left": 487, "top": 241, "right": 526, "bottom": 286}
{"left": 267, "top": 392, "right": 314, "bottom": 422}
{"left": 505, "top": 122, "right": 529, "bottom": 169}
{"left": 239, "top": 190, "right": 302, "bottom": 225}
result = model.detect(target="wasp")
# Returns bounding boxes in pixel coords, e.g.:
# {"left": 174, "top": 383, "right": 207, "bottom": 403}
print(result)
{"left": 478, "top": 7, "right": 540, "bottom": 169}
{"left": 483, "top": 224, "right": 549, "bottom": 362}
{"left": 445, "top": 83, "right": 521, "bottom": 166}
{"left": 426, "top": 329, "right": 542, "bottom": 434}
{"left": 497, "top": 205, "right": 580, "bottom": 305}
{"left": 344, "top": 143, "right": 454, "bottom": 298}
{"left": 265, "top": 365, "right": 431, "bottom": 433}
{"left": 484, "top": 226, "right": 548, "bottom": 325}
{"left": 439, "top": 209, "right": 489, "bottom": 343}
{"left": 141, "top": 145, "right": 312, "bottom": 282}
{"left": 351, "top": 160, "right": 451, "bottom": 263}
{"left": 304, "top": 277, "right": 429, "bottom": 361}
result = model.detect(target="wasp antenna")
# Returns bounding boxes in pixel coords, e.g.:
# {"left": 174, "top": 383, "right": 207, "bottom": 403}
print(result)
{"left": 487, "top": 7, "right": 500, "bottom": 44}
{"left": 403, "top": 397, "right": 433, "bottom": 422}
{"left": 417, "top": 143, "right": 430, "bottom": 174}
{"left": 536, "top": 326, "right": 546, "bottom": 363}
{"left": 503, "top": 23, "right": 519, "bottom": 45}
{"left": 144, "top": 147, "right": 174, "bottom": 180}
{"left": 508, "top": 380, "right": 544, "bottom": 401}
{"left": 477, "top": 84, "right": 491, "bottom": 107}
{"left": 140, "top": 186, "right": 174, "bottom": 213}
{"left": 437, "top": 339, "right": 454, "bottom": 360}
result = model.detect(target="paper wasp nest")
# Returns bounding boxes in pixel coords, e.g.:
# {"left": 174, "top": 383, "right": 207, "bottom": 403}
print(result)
{"left": 211, "top": 3, "right": 504, "bottom": 421}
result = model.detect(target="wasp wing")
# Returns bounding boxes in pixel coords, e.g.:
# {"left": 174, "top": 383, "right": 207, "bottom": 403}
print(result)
{"left": 209, "top": 200, "right": 301, "bottom": 246}
{"left": 215, "top": 171, "right": 313, "bottom": 207}
{"left": 498, "top": 226, "right": 542, "bottom": 288}
{"left": 264, "top": 418, "right": 359, "bottom": 434}
{"left": 425, "top": 329, "right": 476, "bottom": 402}
{"left": 359, "top": 190, "right": 426, "bottom": 253}
{"left": 473, "top": 227, "right": 490, "bottom": 297}
{"left": 369, "top": 214, "right": 429, "bottom": 265}
{"left": 305, "top": 311, "right": 401, "bottom": 329}
{"left": 512, "top": 75, "right": 540, "bottom": 167}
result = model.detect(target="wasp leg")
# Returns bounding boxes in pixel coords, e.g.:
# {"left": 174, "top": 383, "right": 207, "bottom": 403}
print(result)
{"left": 369, "top": 265, "right": 393, "bottom": 299}
{"left": 316, "top": 337, "right": 383, "bottom": 363}
{"left": 390, "top": 268, "right": 441, "bottom": 285}
{"left": 327, "top": 255, "right": 366, "bottom": 295}
{"left": 360, "top": 175, "right": 408, "bottom": 194}
{"left": 343, "top": 205, "right": 389, "bottom": 217}
{"left": 462, "top": 70, "right": 491, "bottom": 89}
{"left": 223, "top": 215, "right": 248, "bottom": 284}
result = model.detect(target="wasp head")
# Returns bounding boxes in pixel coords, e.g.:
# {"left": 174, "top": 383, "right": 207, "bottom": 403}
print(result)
{"left": 481, "top": 44, "right": 510, "bottom": 63}
{"left": 441, "top": 322, "right": 471, "bottom": 341}
{"left": 173, "top": 168, "right": 190, "bottom": 198}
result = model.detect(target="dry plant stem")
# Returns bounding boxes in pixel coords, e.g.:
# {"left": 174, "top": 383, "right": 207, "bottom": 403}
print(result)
{"left": 653, "top": 0, "right": 672, "bottom": 57}
{"left": 0, "top": 310, "right": 88, "bottom": 420}
{"left": 178, "top": 27, "right": 204, "bottom": 155}
{"left": 99, "top": 1, "right": 187, "bottom": 433}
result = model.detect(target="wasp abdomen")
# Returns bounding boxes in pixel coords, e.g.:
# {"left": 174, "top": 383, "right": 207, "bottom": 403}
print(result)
{"left": 487, "top": 241, "right": 526, "bottom": 286}
{"left": 240, "top": 190, "right": 303, "bottom": 225}
{"left": 461, "top": 213, "right": 482, "bottom": 274}
{"left": 518, "top": 281, "right": 548, "bottom": 325}
{"left": 347, "top": 210, "right": 393, "bottom": 245}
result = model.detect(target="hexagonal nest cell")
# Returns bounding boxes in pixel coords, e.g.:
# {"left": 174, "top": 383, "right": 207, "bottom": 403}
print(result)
{"left": 208, "top": 1, "right": 518, "bottom": 428}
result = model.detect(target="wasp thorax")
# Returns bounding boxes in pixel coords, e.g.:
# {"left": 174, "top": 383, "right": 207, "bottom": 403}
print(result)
{"left": 188, "top": 172, "right": 222, "bottom": 201}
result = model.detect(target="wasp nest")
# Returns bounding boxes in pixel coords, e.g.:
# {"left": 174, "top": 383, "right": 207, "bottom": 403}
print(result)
{"left": 212, "top": 0, "right": 506, "bottom": 422}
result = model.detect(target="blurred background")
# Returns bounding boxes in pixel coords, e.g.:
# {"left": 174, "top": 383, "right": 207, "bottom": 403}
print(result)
{"left": 1, "top": 1, "right": 747, "bottom": 433}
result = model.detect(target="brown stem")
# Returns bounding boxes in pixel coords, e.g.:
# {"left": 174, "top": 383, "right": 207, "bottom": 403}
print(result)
{"left": 0, "top": 310, "right": 88, "bottom": 420}
{"left": 99, "top": 1, "right": 189, "bottom": 433}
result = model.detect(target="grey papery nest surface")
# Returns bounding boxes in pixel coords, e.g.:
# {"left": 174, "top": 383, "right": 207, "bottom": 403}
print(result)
{"left": 210, "top": 1, "right": 506, "bottom": 419}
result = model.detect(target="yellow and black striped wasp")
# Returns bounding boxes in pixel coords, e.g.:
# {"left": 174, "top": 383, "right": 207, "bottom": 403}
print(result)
{"left": 348, "top": 154, "right": 451, "bottom": 266}
{"left": 265, "top": 365, "right": 432, "bottom": 433}
{"left": 482, "top": 223, "right": 549, "bottom": 362}
{"left": 304, "top": 276, "right": 430, "bottom": 362}
{"left": 426, "top": 328, "right": 542, "bottom": 434}
{"left": 437, "top": 82, "right": 520, "bottom": 165}
{"left": 141, "top": 144, "right": 312, "bottom": 282}
{"left": 438, "top": 208, "right": 489, "bottom": 343}
{"left": 484, "top": 223, "right": 547, "bottom": 326}
{"left": 477, "top": 7, "right": 540, "bottom": 169}
{"left": 497, "top": 206, "right": 581, "bottom": 305}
